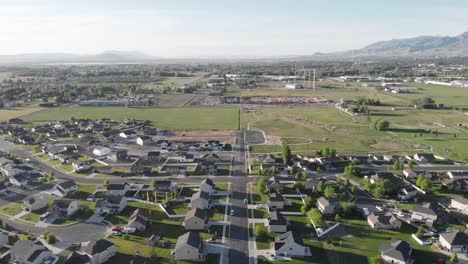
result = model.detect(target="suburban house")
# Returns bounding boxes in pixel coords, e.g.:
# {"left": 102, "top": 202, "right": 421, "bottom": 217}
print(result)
{"left": 201, "top": 153, "right": 221, "bottom": 163}
{"left": 64, "top": 252, "right": 91, "bottom": 264}
{"left": 9, "top": 173, "right": 31, "bottom": 187}
{"left": 413, "top": 153, "right": 435, "bottom": 163}
{"left": 106, "top": 183, "right": 130, "bottom": 196}
{"left": 0, "top": 231, "right": 9, "bottom": 246}
{"left": 367, "top": 213, "right": 402, "bottom": 230}
{"left": 439, "top": 231, "right": 468, "bottom": 253}
{"left": 397, "top": 186, "right": 418, "bottom": 201}
{"left": 174, "top": 231, "right": 205, "bottom": 262}
{"left": 317, "top": 197, "right": 339, "bottom": 215}
{"left": 84, "top": 239, "right": 116, "bottom": 264}
{"left": 200, "top": 178, "right": 215, "bottom": 193}
{"left": 93, "top": 146, "right": 111, "bottom": 157}
{"left": 451, "top": 197, "right": 468, "bottom": 214}
{"left": 71, "top": 160, "right": 91, "bottom": 173}
{"left": 147, "top": 151, "right": 161, "bottom": 162}
{"left": 403, "top": 169, "right": 432, "bottom": 179}
{"left": 23, "top": 197, "right": 48, "bottom": 212}
{"left": 273, "top": 231, "right": 311, "bottom": 257}
{"left": 107, "top": 150, "right": 128, "bottom": 162}
{"left": 52, "top": 180, "right": 77, "bottom": 197}
{"left": 306, "top": 178, "right": 327, "bottom": 192}
{"left": 155, "top": 140, "right": 176, "bottom": 152}
{"left": 267, "top": 176, "right": 282, "bottom": 192}
{"left": 136, "top": 135, "right": 153, "bottom": 146}
{"left": 183, "top": 208, "right": 207, "bottom": 231}
{"left": 442, "top": 179, "right": 468, "bottom": 192}
{"left": 190, "top": 191, "right": 211, "bottom": 210}
{"left": 10, "top": 240, "right": 58, "bottom": 264}
{"left": 380, "top": 239, "right": 414, "bottom": 264}
{"left": 268, "top": 210, "right": 288, "bottom": 233}
{"left": 49, "top": 200, "right": 79, "bottom": 219}
{"left": 411, "top": 203, "right": 438, "bottom": 226}
{"left": 127, "top": 209, "right": 148, "bottom": 231}
{"left": 267, "top": 193, "right": 286, "bottom": 210}
{"left": 204, "top": 140, "right": 224, "bottom": 151}
{"left": 101, "top": 196, "right": 127, "bottom": 214}
{"left": 154, "top": 180, "right": 177, "bottom": 197}
{"left": 447, "top": 171, "right": 468, "bottom": 179}
{"left": 119, "top": 131, "right": 137, "bottom": 139}
{"left": 201, "top": 161, "right": 218, "bottom": 176}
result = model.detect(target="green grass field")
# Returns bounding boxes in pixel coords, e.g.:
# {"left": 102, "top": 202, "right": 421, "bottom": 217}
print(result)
{"left": 0, "top": 107, "right": 43, "bottom": 121}
{"left": 24, "top": 107, "right": 239, "bottom": 130}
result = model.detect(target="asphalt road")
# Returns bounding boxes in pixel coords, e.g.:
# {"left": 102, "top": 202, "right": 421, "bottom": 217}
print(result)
{"left": 227, "top": 131, "right": 250, "bottom": 264}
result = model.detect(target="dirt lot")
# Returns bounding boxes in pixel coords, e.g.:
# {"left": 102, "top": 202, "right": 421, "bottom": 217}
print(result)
{"left": 154, "top": 130, "right": 235, "bottom": 144}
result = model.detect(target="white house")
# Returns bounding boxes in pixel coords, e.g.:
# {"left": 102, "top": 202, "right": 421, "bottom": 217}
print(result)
{"left": 23, "top": 197, "right": 48, "bottom": 212}
{"left": 84, "top": 239, "right": 116, "bottom": 264}
{"left": 93, "top": 146, "right": 111, "bottom": 157}
{"left": 52, "top": 180, "right": 77, "bottom": 197}
{"left": 49, "top": 200, "right": 79, "bottom": 219}
{"left": 439, "top": 231, "right": 468, "bottom": 254}
{"left": 274, "top": 231, "right": 311, "bottom": 257}
{"left": 101, "top": 196, "right": 127, "bottom": 214}
{"left": 451, "top": 197, "right": 468, "bottom": 215}
{"left": 136, "top": 136, "right": 152, "bottom": 146}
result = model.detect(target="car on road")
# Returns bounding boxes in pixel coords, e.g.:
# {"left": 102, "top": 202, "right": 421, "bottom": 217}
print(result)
{"left": 112, "top": 227, "right": 124, "bottom": 232}
{"left": 243, "top": 199, "right": 248, "bottom": 204}
{"left": 230, "top": 209, "right": 235, "bottom": 216}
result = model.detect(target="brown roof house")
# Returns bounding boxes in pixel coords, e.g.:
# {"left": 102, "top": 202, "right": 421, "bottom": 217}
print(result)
{"left": 183, "top": 208, "right": 207, "bottom": 231}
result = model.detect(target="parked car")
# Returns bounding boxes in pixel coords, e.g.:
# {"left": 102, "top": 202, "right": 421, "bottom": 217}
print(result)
{"left": 123, "top": 227, "right": 136, "bottom": 234}
{"left": 112, "top": 227, "right": 124, "bottom": 232}
{"left": 40, "top": 212, "right": 50, "bottom": 221}
{"left": 230, "top": 209, "right": 235, "bottom": 216}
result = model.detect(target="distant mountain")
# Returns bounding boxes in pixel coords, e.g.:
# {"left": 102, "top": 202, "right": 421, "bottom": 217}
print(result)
{"left": 0, "top": 50, "right": 156, "bottom": 64}
{"left": 312, "top": 31, "right": 468, "bottom": 59}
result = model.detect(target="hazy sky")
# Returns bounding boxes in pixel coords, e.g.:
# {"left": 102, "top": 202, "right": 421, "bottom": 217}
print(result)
{"left": 1, "top": 0, "right": 467, "bottom": 57}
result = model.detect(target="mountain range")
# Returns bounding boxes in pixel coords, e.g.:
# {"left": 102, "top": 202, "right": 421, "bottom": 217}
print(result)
{"left": 0, "top": 31, "right": 467, "bottom": 64}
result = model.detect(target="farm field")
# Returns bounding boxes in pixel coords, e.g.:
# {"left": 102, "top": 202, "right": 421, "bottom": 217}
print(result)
{"left": 0, "top": 107, "right": 43, "bottom": 121}
{"left": 24, "top": 107, "right": 239, "bottom": 130}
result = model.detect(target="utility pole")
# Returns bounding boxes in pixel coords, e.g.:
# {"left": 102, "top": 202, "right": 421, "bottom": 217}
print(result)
{"left": 308, "top": 69, "right": 311, "bottom": 89}
{"left": 313, "top": 68, "right": 316, "bottom": 90}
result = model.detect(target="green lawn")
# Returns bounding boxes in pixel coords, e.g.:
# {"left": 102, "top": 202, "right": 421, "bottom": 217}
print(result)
{"left": 24, "top": 107, "right": 240, "bottom": 130}
{"left": 255, "top": 224, "right": 276, "bottom": 250}
{"left": 283, "top": 197, "right": 304, "bottom": 213}
{"left": 0, "top": 203, "right": 23, "bottom": 216}
{"left": 20, "top": 212, "right": 41, "bottom": 223}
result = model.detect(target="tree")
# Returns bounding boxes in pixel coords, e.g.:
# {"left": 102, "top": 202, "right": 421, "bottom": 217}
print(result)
{"left": 341, "top": 202, "right": 357, "bottom": 217}
{"left": 103, "top": 179, "right": 109, "bottom": 186}
{"left": 376, "top": 120, "right": 390, "bottom": 131}
{"left": 393, "top": 160, "right": 400, "bottom": 170}
{"left": 324, "top": 185, "right": 336, "bottom": 198}
{"left": 282, "top": 144, "right": 292, "bottom": 165}
{"left": 256, "top": 178, "right": 267, "bottom": 194}
{"left": 408, "top": 160, "right": 413, "bottom": 170}
{"left": 304, "top": 196, "right": 313, "bottom": 208}
{"left": 334, "top": 214, "right": 342, "bottom": 222}
{"left": 416, "top": 226, "right": 424, "bottom": 238}
{"left": 344, "top": 175, "right": 350, "bottom": 187}
{"left": 149, "top": 179, "right": 155, "bottom": 188}
{"left": 416, "top": 174, "right": 425, "bottom": 187}
{"left": 295, "top": 172, "right": 301, "bottom": 180}
{"left": 309, "top": 208, "right": 323, "bottom": 227}
{"left": 450, "top": 252, "right": 458, "bottom": 264}
{"left": 317, "top": 181, "right": 324, "bottom": 193}
{"left": 351, "top": 185, "right": 356, "bottom": 193}
{"left": 301, "top": 205, "right": 308, "bottom": 214}
{"left": 419, "top": 178, "right": 432, "bottom": 191}
{"left": 301, "top": 171, "right": 308, "bottom": 179}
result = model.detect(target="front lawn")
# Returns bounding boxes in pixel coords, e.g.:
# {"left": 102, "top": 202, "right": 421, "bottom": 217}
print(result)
{"left": 0, "top": 203, "right": 23, "bottom": 216}
{"left": 283, "top": 197, "right": 304, "bottom": 213}
{"left": 255, "top": 224, "right": 275, "bottom": 250}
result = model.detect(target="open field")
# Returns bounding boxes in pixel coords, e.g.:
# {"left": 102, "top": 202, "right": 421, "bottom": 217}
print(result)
{"left": 24, "top": 107, "right": 239, "bottom": 130}
{"left": 0, "top": 107, "right": 43, "bottom": 121}
{"left": 242, "top": 106, "right": 468, "bottom": 160}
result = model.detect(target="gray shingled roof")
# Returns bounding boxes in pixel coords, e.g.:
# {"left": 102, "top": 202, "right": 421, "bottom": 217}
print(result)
{"left": 84, "top": 239, "right": 114, "bottom": 255}
{"left": 440, "top": 231, "right": 468, "bottom": 246}
{"left": 380, "top": 239, "right": 412, "bottom": 262}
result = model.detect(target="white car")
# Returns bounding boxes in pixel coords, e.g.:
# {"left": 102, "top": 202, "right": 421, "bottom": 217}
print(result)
{"left": 230, "top": 209, "right": 235, "bottom": 216}
{"left": 123, "top": 227, "right": 136, "bottom": 234}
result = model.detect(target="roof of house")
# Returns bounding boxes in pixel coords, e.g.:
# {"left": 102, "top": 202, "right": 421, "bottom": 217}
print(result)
{"left": 380, "top": 239, "right": 412, "bottom": 262}
{"left": 184, "top": 208, "right": 206, "bottom": 221}
{"left": 412, "top": 204, "right": 437, "bottom": 217}
{"left": 52, "top": 199, "right": 73, "bottom": 209}
{"left": 268, "top": 193, "right": 285, "bottom": 202}
{"left": 453, "top": 197, "right": 468, "bottom": 205}
{"left": 154, "top": 180, "right": 172, "bottom": 189}
{"left": 11, "top": 240, "right": 45, "bottom": 259}
{"left": 128, "top": 210, "right": 147, "bottom": 227}
{"left": 274, "top": 231, "right": 304, "bottom": 250}
{"left": 175, "top": 231, "right": 202, "bottom": 249}
{"left": 191, "top": 191, "right": 210, "bottom": 201}
{"left": 202, "top": 178, "right": 214, "bottom": 187}
{"left": 64, "top": 252, "right": 91, "bottom": 264}
{"left": 368, "top": 213, "right": 400, "bottom": 226}
{"left": 269, "top": 210, "right": 287, "bottom": 226}
{"left": 84, "top": 239, "right": 115, "bottom": 255}
{"left": 106, "top": 195, "right": 125, "bottom": 204}
{"left": 440, "top": 231, "right": 468, "bottom": 246}
{"left": 56, "top": 180, "right": 76, "bottom": 190}
{"left": 107, "top": 183, "right": 129, "bottom": 191}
